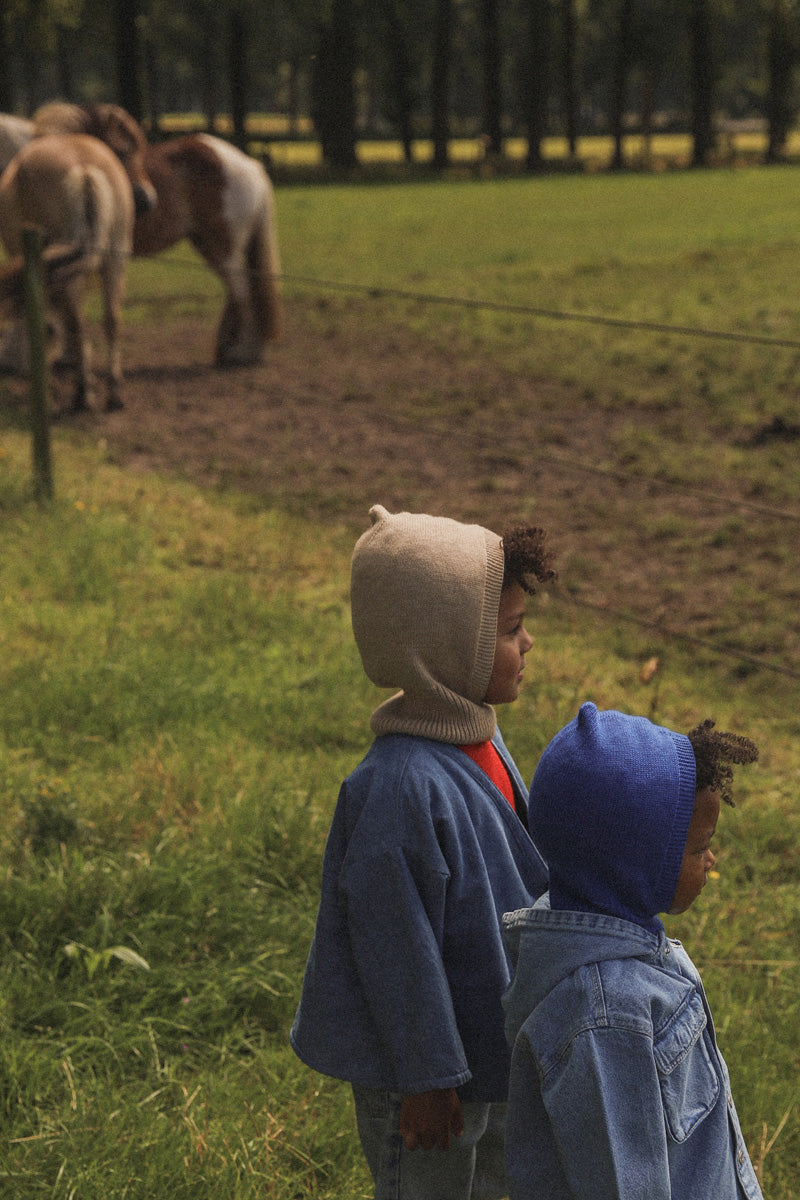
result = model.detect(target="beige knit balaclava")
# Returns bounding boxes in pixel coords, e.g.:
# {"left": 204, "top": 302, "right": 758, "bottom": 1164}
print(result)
{"left": 350, "top": 504, "right": 506, "bottom": 743}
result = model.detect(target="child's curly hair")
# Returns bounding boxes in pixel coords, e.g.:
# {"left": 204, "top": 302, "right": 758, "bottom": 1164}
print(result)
{"left": 502, "top": 526, "right": 557, "bottom": 595}
{"left": 686, "top": 719, "right": 759, "bottom": 807}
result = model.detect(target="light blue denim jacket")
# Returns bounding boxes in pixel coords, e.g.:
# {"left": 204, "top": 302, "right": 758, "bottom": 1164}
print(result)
{"left": 502, "top": 900, "right": 763, "bottom": 1200}
{"left": 290, "top": 731, "right": 548, "bottom": 1101}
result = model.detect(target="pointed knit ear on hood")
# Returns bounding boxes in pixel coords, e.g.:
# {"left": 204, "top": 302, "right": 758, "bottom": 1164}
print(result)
{"left": 350, "top": 505, "right": 505, "bottom": 744}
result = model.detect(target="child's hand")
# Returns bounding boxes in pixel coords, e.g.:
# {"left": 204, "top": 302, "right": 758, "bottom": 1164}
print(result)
{"left": 399, "top": 1087, "right": 464, "bottom": 1151}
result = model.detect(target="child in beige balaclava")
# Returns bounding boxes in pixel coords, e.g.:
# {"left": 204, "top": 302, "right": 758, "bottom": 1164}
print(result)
{"left": 292, "top": 504, "right": 555, "bottom": 1200}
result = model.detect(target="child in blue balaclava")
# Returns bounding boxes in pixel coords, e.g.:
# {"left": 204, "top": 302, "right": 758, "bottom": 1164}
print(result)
{"left": 502, "top": 702, "right": 762, "bottom": 1200}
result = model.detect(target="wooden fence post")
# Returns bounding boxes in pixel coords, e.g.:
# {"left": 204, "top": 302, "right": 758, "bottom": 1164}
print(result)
{"left": 22, "top": 227, "right": 54, "bottom": 501}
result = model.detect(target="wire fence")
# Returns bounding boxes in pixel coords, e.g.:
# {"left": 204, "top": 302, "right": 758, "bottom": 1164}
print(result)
{"left": 159, "top": 248, "right": 800, "bottom": 354}
{"left": 280, "top": 271, "right": 800, "bottom": 352}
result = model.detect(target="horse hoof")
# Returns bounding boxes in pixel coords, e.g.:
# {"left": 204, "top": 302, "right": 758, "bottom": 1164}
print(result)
{"left": 105, "top": 396, "right": 124, "bottom": 412}
{"left": 215, "top": 350, "right": 260, "bottom": 369}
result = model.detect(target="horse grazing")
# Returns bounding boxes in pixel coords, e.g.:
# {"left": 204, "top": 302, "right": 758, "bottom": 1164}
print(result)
{"left": 133, "top": 133, "right": 282, "bottom": 366}
{"left": 0, "top": 133, "right": 136, "bottom": 412}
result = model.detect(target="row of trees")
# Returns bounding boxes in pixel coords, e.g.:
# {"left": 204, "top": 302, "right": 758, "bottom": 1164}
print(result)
{"left": 1, "top": 1, "right": 799, "bottom": 170}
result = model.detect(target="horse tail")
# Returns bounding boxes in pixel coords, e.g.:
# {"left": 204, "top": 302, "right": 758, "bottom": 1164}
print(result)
{"left": 38, "top": 169, "right": 109, "bottom": 294}
{"left": 247, "top": 174, "right": 283, "bottom": 344}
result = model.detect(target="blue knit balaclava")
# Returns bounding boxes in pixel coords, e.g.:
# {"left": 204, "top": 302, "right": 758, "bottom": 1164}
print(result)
{"left": 529, "top": 703, "right": 697, "bottom": 930}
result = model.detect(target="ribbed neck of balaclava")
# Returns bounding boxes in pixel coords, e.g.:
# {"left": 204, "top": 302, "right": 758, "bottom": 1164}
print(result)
{"left": 350, "top": 505, "right": 505, "bottom": 743}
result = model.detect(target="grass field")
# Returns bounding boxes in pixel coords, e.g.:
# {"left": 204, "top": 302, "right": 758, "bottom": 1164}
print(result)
{"left": 159, "top": 111, "right": 800, "bottom": 172}
{"left": 2, "top": 164, "right": 800, "bottom": 1196}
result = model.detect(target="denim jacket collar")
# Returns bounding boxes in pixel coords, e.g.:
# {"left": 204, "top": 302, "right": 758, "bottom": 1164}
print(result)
{"left": 503, "top": 896, "right": 672, "bottom": 1015}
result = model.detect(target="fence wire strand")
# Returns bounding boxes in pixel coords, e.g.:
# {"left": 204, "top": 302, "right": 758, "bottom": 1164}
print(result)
{"left": 280, "top": 271, "right": 800, "bottom": 351}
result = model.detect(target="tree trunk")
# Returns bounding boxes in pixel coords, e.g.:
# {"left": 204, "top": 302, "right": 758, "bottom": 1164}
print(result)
{"left": 765, "top": 2, "right": 797, "bottom": 163}
{"left": 114, "top": 0, "right": 144, "bottom": 121}
{"left": 142, "top": 23, "right": 162, "bottom": 137}
{"left": 525, "top": 0, "right": 551, "bottom": 172}
{"left": 386, "top": 2, "right": 415, "bottom": 162}
{"left": 0, "top": 0, "right": 14, "bottom": 111}
{"left": 688, "top": 0, "right": 714, "bottom": 166}
{"left": 561, "top": 0, "right": 578, "bottom": 158}
{"left": 610, "top": 0, "right": 635, "bottom": 170}
{"left": 55, "top": 24, "right": 76, "bottom": 102}
{"left": 312, "top": 0, "right": 359, "bottom": 169}
{"left": 431, "top": 0, "right": 453, "bottom": 170}
{"left": 479, "top": 0, "right": 503, "bottom": 156}
{"left": 287, "top": 53, "right": 301, "bottom": 139}
{"left": 200, "top": 11, "right": 221, "bottom": 133}
{"left": 640, "top": 68, "right": 654, "bottom": 165}
{"left": 228, "top": 5, "right": 249, "bottom": 151}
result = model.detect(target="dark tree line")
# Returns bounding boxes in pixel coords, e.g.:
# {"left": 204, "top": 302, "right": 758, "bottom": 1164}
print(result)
{"left": 0, "top": 0, "right": 799, "bottom": 170}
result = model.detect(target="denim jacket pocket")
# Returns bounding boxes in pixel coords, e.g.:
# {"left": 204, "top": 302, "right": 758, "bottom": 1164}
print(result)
{"left": 653, "top": 990, "right": 720, "bottom": 1142}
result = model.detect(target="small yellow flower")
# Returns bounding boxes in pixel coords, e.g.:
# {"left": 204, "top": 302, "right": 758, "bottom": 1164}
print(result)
{"left": 708, "top": 870, "right": 720, "bottom": 880}
{"left": 74, "top": 499, "right": 85, "bottom": 512}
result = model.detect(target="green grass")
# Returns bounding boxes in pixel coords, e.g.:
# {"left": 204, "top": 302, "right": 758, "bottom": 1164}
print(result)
{"left": 0, "top": 441, "right": 373, "bottom": 1196}
{"left": 275, "top": 166, "right": 800, "bottom": 284}
{"left": 2, "top": 166, "right": 800, "bottom": 1194}
{"left": 0, "top": 437, "right": 797, "bottom": 1196}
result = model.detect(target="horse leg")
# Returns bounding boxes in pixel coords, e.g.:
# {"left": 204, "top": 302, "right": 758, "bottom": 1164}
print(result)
{"left": 51, "top": 284, "right": 91, "bottom": 413}
{"left": 215, "top": 215, "right": 281, "bottom": 365}
{"left": 193, "top": 233, "right": 258, "bottom": 367}
{"left": 214, "top": 293, "right": 241, "bottom": 366}
{"left": 214, "top": 270, "right": 261, "bottom": 366}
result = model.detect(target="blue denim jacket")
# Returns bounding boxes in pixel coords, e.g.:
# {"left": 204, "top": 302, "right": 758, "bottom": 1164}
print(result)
{"left": 290, "top": 732, "right": 548, "bottom": 1101}
{"left": 502, "top": 901, "right": 763, "bottom": 1200}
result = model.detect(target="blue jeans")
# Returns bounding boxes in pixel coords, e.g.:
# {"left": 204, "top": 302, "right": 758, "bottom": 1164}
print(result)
{"left": 352, "top": 1086, "right": 508, "bottom": 1200}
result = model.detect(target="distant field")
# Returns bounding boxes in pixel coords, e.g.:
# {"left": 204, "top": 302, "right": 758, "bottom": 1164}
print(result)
{"left": 155, "top": 110, "right": 800, "bottom": 171}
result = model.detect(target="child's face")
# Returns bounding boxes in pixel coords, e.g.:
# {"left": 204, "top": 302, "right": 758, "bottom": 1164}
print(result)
{"left": 483, "top": 582, "right": 534, "bottom": 706}
{"left": 667, "top": 786, "right": 720, "bottom": 915}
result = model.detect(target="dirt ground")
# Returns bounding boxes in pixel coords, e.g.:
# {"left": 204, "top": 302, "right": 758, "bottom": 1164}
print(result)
{"left": 29, "top": 295, "right": 625, "bottom": 538}
{"left": 5, "top": 294, "right": 798, "bottom": 675}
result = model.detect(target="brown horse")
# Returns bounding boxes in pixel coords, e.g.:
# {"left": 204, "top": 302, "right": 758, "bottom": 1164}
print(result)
{"left": 133, "top": 133, "right": 282, "bottom": 366}
{"left": 0, "top": 107, "right": 281, "bottom": 371}
{"left": 0, "top": 133, "right": 136, "bottom": 412}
